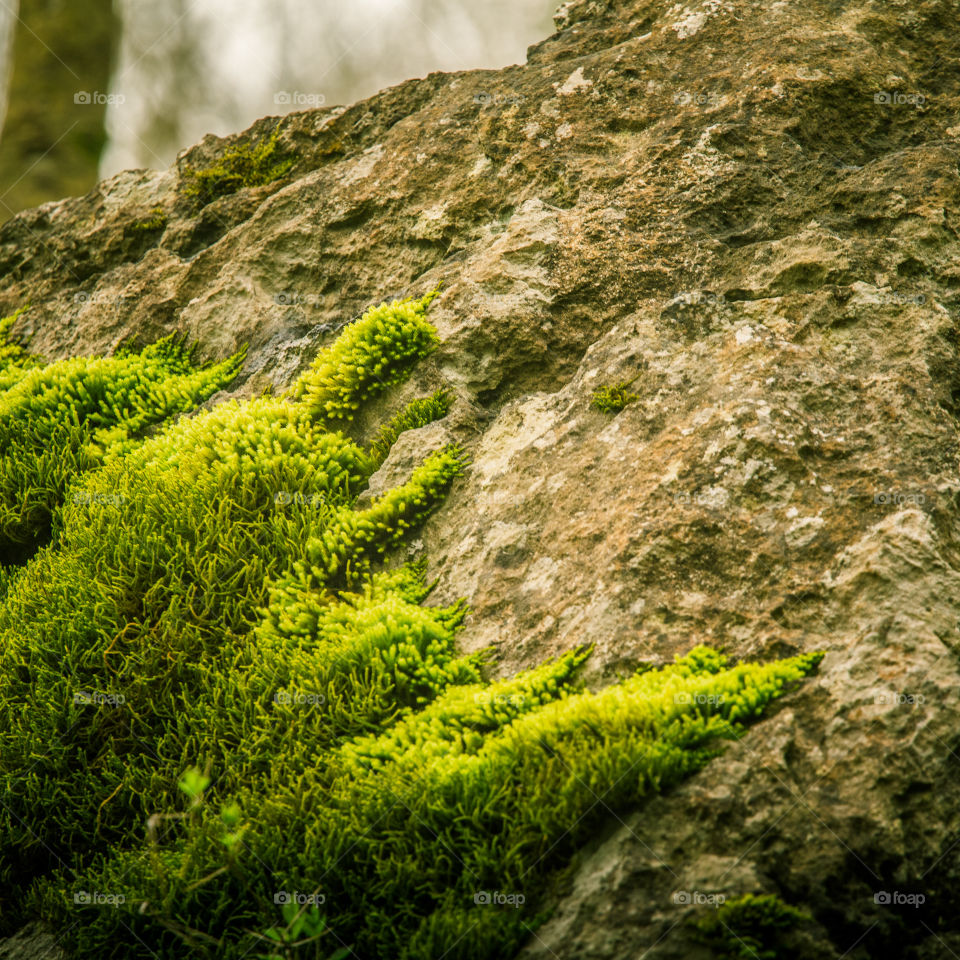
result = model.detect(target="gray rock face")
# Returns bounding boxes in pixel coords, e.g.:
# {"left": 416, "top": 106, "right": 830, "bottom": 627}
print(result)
{"left": 2, "top": 0, "right": 960, "bottom": 956}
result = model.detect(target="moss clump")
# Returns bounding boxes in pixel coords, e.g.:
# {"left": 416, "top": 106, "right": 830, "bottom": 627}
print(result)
{"left": 181, "top": 124, "right": 294, "bottom": 209}
{"left": 591, "top": 379, "right": 639, "bottom": 413}
{"left": 130, "top": 206, "right": 168, "bottom": 232}
{"left": 289, "top": 288, "right": 442, "bottom": 423}
{"left": 691, "top": 892, "right": 813, "bottom": 959}
{"left": 0, "top": 292, "right": 467, "bottom": 928}
{"left": 0, "top": 334, "right": 246, "bottom": 558}
{"left": 0, "top": 288, "right": 824, "bottom": 960}
{"left": 0, "top": 307, "right": 42, "bottom": 391}
{"left": 29, "top": 642, "right": 822, "bottom": 959}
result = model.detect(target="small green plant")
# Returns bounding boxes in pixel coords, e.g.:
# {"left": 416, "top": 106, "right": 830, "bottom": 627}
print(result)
{"left": 182, "top": 123, "right": 294, "bottom": 209}
{"left": 131, "top": 206, "right": 168, "bottom": 232}
{"left": 591, "top": 378, "right": 639, "bottom": 413}
{"left": 691, "top": 892, "right": 813, "bottom": 960}
{"left": 253, "top": 903, "right": 350, "bottom": 960}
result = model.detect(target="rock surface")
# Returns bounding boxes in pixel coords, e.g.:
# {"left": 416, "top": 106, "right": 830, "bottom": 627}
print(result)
{"left": 3, "top": 0, "right": 960, "bottom": 957}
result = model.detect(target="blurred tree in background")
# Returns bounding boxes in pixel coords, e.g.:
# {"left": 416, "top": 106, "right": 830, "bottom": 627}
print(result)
{"left": 0, "top": 0, "right": 120, "bottom": 219}
{"left": 0, "top": 0, "right": 555, "bottom": 223}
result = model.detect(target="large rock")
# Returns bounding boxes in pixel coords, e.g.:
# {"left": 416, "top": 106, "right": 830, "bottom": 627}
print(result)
{"left": 2, "top": 0, "right": 960, "bottom": 956}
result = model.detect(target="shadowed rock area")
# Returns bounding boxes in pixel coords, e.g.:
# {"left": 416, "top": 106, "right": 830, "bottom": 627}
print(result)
{"left": 2, "top": 0, "right": 960, "bottom": 956}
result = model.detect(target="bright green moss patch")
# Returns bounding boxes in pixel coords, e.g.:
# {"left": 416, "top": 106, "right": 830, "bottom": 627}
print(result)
{"left": 290, "top": 288, "right": 442, "bottom": 423}
{"left": 25, "top": 642, "right": 821, "bottom": 959}
{"left": 0, "top": 289, "right": 824, "bottom": 960}
{"left": 0, "top": 334, "right": 245, "bottom": 559}
{"left": 0, "top": 307, "right": 42, "bottom": 391}
{"left": 591, "top": 379, "right": 639, "bottom": 413}
{"left": 691, "top": 892, "right": 814, "bottom": 959}
{"left": 181, "top": 124, "right": 295, "bottom": 209}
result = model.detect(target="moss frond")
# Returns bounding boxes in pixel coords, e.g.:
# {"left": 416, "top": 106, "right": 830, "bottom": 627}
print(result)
{"left": 367, "top": 388, "right": 453, "bottom": 469}
{"left": 0, "top": 335, "right": 245, "bottom": 555}
{"left": 289, "top": 289, "right": 442, "bottom": 424}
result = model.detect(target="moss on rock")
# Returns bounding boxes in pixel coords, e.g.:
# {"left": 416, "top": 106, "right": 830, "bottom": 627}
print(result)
{"left": 180, "top": 124, "right": 294, "bottom": 210}
{"left": 0, "top": 290, "right": 823, "bottom": 959}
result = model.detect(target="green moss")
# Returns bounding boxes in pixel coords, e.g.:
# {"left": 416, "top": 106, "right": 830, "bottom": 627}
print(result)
{"left": 25, "top": 641, "right": 821, "bottom": 959}
{"left": 368, "top": 388, "right": 453, "bottom": 469}
{"left": 0, "top": 334, "right": 246, "bottom": 558}
{"left": 181, "top": 124, "right": 295, "bottom": 209}
{"left": 0, "top": 307, "right": 42, "bottom": 387}
{"left": 131, "top": 206, "right": 168, "bottom": 232}
{"left": 0, "top": 289, "right": 824, "bottom": 959}
{"left": 591, "top": 379, "right": 639, "bottom": 414}
{"left": 289, "top": 288, "right": 442, "bottom": 423}
{"left": 691, "top": 892, "right": 813, "bottom": 959}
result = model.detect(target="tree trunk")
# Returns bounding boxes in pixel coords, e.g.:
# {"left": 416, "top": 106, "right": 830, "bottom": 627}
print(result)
{"left": 0, "top": 0, "right": 120, "bottom": 220}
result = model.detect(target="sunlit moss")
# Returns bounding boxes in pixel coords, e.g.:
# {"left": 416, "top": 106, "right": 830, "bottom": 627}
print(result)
{"left": 32, "top": 643, "right": 821, "bottom": 960}
{"left": 0, "top": 331, "right": 245, "bottom": 557}
{"left": 289, "top": 289, "right": 442, "bottom": 423}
